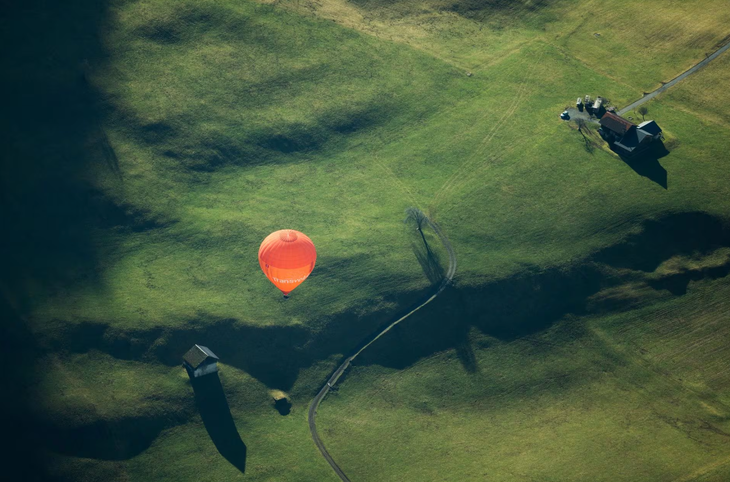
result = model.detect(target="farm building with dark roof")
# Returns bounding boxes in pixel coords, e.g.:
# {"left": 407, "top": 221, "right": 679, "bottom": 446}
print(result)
{"left": 599, "top": 112, "right": 663, "bottom": 156}
{"left": 182, "top": 344, "right": 219, "bottom": 378}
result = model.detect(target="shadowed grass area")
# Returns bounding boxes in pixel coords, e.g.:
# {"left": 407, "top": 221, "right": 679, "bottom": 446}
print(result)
{"left": 0, "top": 0, "right": 123, "bottom": 310}
{"left": 39, "top": 361, "right": 341, "bottom": 481}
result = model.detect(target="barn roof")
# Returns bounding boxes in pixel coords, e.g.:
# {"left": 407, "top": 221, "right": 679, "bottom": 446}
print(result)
{"left": 615, "top": 124, "right": 660, "bottom": 154}
{"left": 599, "top": 112, "right": 635, "bottom": 135}
{"left": 182, "top": 344, "right": 219, "bottom": 369}
{"left": 615, "top": 126, "right": 640, "bottom": 153}
{"left": 638, "top": 120, "right": 662, "bottom": 136}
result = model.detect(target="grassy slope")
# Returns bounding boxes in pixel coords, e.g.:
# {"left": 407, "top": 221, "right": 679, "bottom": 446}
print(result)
{"left": 29, "top": 0, "right": 730, "bottom": 329}
{"left": 32, "top": 0, "right": 458, "bottom": 330}
{"left": 315, "top": 22, "right": 730, "bottom": 477}
{"left": 547, "top": 0, "right": 730, "bottom": 92}
{"left": 319, "top": 275, "right": 730, "bottom": 481}
{"left": 4, "top": 0, "right": 730, "bottom": 480}
{"left": 39, "top": 358, "right": 340, "bottom": 481}
{"left": 272, "top": 0, "right": 730, "bottom": 91}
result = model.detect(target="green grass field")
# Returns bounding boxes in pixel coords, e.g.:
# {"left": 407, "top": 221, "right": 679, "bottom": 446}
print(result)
{"left": 2, "top": 0, "right": 730, "bottom": 480}
{"left": 319, "top": 272, "right": 730, "bottom": 481}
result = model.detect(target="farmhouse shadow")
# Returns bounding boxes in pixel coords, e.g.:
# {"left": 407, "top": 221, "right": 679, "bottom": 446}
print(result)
{"left": 617, "top": 140, "right": 669, "bottom": 189}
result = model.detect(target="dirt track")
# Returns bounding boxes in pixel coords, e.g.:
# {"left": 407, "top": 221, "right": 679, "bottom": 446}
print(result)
{"left": 308, "top": 213, "right": 457, "bottom": 482}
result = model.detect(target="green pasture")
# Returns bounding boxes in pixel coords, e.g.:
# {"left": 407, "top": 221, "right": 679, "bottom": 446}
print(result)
{"left": 23, "top": 0, "right": 730, "bottom": 334}
{"left": 274, "top": 0, "right": 730, "bottom": 91}
{"left": 664, "top": 48, "right": 730, "bottom": 127}
{"left": 319, "top": 274, "right": 730, "bottom": 481}
{"left": 38, "top": 357, "right": 340, "bottom": 481}
{"left": 2, "top": 0, "right": 730, "bottom": 480}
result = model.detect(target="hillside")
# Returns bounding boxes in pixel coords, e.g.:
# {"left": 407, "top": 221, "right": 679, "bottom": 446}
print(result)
{"left": 1, "top": 0, "right": 729, "bottom": 480}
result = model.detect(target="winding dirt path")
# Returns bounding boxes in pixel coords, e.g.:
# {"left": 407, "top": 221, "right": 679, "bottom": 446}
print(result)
{"left": 308, "top": 214, "right": 457, "bottom": 482}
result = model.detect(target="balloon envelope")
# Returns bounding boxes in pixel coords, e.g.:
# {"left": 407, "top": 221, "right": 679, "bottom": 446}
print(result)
{"left": 258, "top": 229, "right": 316, "bottom": 296}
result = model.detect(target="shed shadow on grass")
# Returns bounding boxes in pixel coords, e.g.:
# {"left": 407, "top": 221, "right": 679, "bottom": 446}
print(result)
{"left": 617, "top": 141, "right": 669, "bottom": 189}
{"left": 191, "top": 373, "right": 247, "bottom": 474}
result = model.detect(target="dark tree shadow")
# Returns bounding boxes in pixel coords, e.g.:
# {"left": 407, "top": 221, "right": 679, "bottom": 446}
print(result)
{"left": 190, "top": 374, "right": 247, "bottom": 474}
{"left": 617, "top": 140, "right": 669, "bottom": 189}
{"left": 455, "top": 337, "right": 479, "bottom": 373}
{"left": 0, "top": 297, "right": 54, "bottom": 481}
{"left": 357, "top": 288, "right": 481, "bottom": 374}
{"left": 405, "top": 210, "right": 445, "bottom": 286}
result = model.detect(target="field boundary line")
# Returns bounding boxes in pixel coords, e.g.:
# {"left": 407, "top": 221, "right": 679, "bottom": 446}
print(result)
{"left": 308, "top": 211, "right": 456, "bottom": 482}
{"left": 672, "top": 452, "right": 730, "bottom": 482}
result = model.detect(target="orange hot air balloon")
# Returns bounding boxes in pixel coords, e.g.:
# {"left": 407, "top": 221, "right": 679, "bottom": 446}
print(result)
{"left": 259, "top": 229, "right": 317, "bottom": 298}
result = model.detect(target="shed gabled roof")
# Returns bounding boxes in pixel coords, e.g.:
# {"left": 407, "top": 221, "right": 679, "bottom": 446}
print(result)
{"left": 182, "top": 344, "right": 219, "bottom": 369}
{"left": 636, "top": 128, "right": 653, "bottom": 144}
{"left": 599, "top": 112, "right": 635, "bottom": 135}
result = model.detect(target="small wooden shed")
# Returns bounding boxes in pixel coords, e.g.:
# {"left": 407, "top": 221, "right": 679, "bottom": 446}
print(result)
{"left": 182, "top": 344, "right": 219, "bottom": 378}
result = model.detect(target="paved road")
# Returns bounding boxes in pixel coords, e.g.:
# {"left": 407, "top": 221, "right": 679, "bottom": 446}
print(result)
{"left": 308, "top": 213, "right": 457, "bottom": 482}
{"left": 618, "top": 40, "right": 730, "bottom": 116}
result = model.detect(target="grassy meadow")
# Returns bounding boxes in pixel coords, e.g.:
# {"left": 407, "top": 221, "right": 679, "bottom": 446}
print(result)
{"left": 319, "top": 274, "right": 730, "bottom": 482}
{"left": 1, "top": 0, "right": 730, "bottom": 480}
{"left": 664, "top": 48, "right": 730, "bottom": 128}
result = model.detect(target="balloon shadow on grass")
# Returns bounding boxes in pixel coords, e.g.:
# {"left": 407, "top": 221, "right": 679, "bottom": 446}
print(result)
{"left": 191, "top": 373, "right": 247, "bottom": 473}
